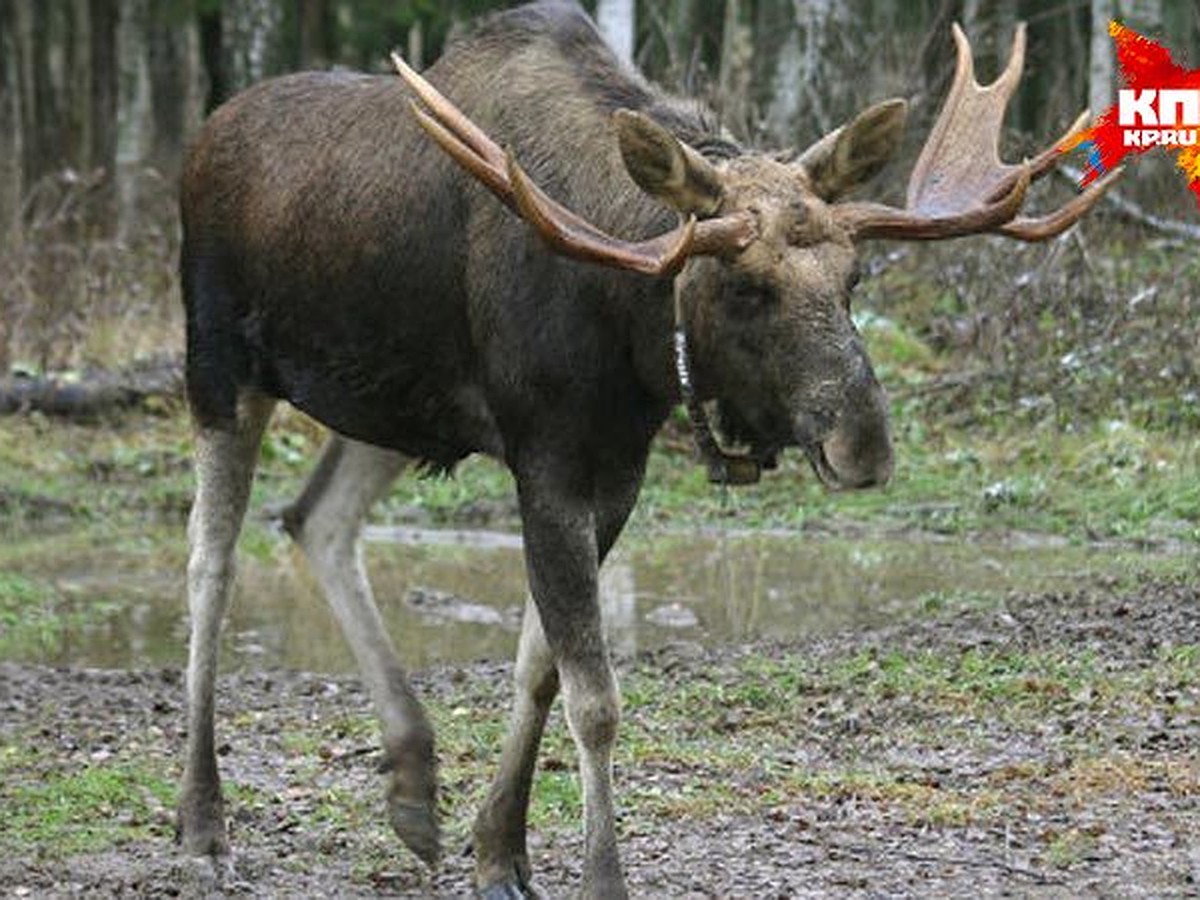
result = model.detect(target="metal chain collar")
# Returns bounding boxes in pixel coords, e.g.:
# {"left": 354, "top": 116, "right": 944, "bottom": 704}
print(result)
{"left": 672, "top": 280, "right": 761, "bottom": 486}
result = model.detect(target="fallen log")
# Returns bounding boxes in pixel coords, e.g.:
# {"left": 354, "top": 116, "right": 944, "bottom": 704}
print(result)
{"left": 0, "top": 355, "right": 184, "bottom": 419}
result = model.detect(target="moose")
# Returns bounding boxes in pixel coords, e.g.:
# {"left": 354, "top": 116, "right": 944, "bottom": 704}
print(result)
{"left": 176, "top": 2, "right": 1114, "bottom": 897}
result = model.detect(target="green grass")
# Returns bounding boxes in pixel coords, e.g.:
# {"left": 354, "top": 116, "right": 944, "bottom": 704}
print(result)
{"left": 2, "top": 624, "right": 1194, "bottom": 865}
{"left": 632, "top": 417, "right": 1200, "bottom": 541}
{"left": 0, "top": 746, "right": 175, "bottom": 857}
{"left": 0, "top": 570, "right": 124, "bottom": 659}
{"left": 2, "top": 352, "right": 1198, "bottom": 551}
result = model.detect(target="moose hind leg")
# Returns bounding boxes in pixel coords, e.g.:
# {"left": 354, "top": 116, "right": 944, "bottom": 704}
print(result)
{"left": 473, "top": 597, "right": 559, "bottom": 898}
{"left": 284, "top": 437, "right": 440, "bottom": 865}
{"left": 178, "top": 392, "right": 275, "bottom": 859}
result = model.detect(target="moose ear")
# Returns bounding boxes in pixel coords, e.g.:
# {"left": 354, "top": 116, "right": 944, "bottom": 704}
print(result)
{"left": 795, "top": 99, "right": 908, "bottom": 202}
{"left": 615, "top": 109, "right": 724, "bottom": 216}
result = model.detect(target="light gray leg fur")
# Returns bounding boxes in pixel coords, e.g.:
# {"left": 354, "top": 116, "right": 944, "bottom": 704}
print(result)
{"left": 284, "top": 436, "right": 440, "bottom": 865}
{"left": 560, "top": 655, "right": 623, "bottom": 900}
{"left": 474, "top": 597, "right": 559, "bottom": 896}
{"left": 177, "top": 393, "right": 275, "bottom": 859}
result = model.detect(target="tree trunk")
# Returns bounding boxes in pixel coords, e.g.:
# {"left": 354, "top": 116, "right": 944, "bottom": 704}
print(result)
{"left": 596, "top": 0, "right": 635, "bottom": 66}
{"left": 718, "top": 0, "right": 753, "bottom": 140}
{"left": 764, "top": 0, "right": 851, "bottom": 146}
{"left": 65, "top": 1, "right": 92, "bottom": 175}
{"left": 961, "top": 0, "right": 982, "bottom": 36}
{"left": 1121, "top": 0, "right": 1162, "bottom": 33}
{"left": 299, "top": 0, "right": 330, "bottom": 69}
{"left": 147, "top": 4, "right": 206, "bottom": 175}
{"left": 116, "top": 0, "right": 153, "bottom": 238}
{"left": 763, "top": 15, "right": 802, "bottom": 146}
{"left": 995, "top": 0, "right": 1019, "bottom": 67}
{"left": 666, "top": 0, "right": 696, "bottom": 86}
{"left": 0, "top": 0, "right": 23, "bottom": 372}
{"left": 0, "top": 1, "right": 24, "bottom": 241}
{"left": 1089, "top": 0, "right": 1115, "bottom": 117}
{"left": 17, "top": 1, "right": 66, "bottom": 189}
{"left": 88, "top": 0, "right": 118, "bottom": 234}
{"left": 407, "top": 18, "right": 424, "bottom": 71}
{"left": 221, "top": 0, "right": 284, "bottom": 95}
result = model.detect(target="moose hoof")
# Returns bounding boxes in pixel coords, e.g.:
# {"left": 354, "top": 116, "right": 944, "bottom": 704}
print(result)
{"left": 175, "top": 791, "right": 229, "bottom": 860}
{"left": 179, "top": 849, "right": 237, "bottom": 890}
{"left": 389, "top": 798, "right": 441, "bottom": 867}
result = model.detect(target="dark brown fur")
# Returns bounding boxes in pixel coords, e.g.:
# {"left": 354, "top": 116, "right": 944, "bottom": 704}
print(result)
{"left": 182, "top": 2, "right": 743, "bottom": 473}
{"left": 178, "top": 3, "right": 892, "bottom": 896}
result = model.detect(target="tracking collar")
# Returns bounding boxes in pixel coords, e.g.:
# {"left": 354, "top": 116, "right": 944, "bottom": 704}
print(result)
{"left": 672, "top": 280, "right": 761, "bottom": 486}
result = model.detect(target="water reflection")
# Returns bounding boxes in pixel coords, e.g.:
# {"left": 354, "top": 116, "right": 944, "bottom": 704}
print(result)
{"left": 7, "top": 526, "right": 1172, "bottom": 673}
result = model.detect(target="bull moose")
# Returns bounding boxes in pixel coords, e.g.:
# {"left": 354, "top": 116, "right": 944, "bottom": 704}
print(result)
{"left": 176, "top": 2, "right": 1115, "bottom": 896}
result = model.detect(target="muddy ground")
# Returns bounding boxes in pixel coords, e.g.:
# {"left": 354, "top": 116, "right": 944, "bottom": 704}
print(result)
{"left": 1, "top": 575, "right": 1197, "bottom": 899}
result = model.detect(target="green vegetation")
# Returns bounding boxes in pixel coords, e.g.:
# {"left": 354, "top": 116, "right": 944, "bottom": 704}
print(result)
{"left": 1, "top": 225, "right": 1196, "bottom": 885}
{"left": 7, "top": 601, "right": 1192, "bottom": 871}
{"left": 1, "top": 547, "right": 1194, "bottom": 891}
{"left": 3, "top": 226, "right": 1198, "bottom": 547}
{"left": 0, "top": 745, "right": 175, "bottom": 857}
{"left": 0, "top": 571, "right": 124, "bottom": 659}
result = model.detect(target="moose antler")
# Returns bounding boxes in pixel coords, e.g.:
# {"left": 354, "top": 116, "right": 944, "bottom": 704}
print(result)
{"left": 835, "top": 24, "right": 1121, "bottom": 242}
{"left": 391, "top": 53, "right": 756, "bottom": 276}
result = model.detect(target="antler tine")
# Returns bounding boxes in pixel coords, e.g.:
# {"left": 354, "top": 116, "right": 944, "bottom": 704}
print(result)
{"left": 391, "top": 52, "right": 505, "bottom": 172}
{"left": 1000, "top": 167, "right": 1123, "bottom": 241}
{"left": 391, "top": 51, "right": 704, "bottom": 277}
{"left": 407, "top": 102, "right": 517, "bottom": 213}
{"left": 837, "top": 165, "right": 1030, "bottom": 241}
{"left": 837, "top": 24, "right": 1120, "bottom": 243}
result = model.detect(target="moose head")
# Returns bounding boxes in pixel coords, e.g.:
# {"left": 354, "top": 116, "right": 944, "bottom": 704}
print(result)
{"left": 393, "top": 23, "right": 1116, "bottom": 492}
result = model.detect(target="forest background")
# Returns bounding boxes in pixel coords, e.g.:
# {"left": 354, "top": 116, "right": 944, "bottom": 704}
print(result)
{"left": 2, "top": 0, "right": 1200, "bottom": 543}
{"left": 2, "top": 6, "right": 1199, "bottom": 893}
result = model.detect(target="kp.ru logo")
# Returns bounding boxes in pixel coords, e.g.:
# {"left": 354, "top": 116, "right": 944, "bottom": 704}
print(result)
{"left": 1061, "top": 21, "right": 1200, "bottom": 207}
{"left": 1118, "top": 89, "right": 1198, "bottom": 147}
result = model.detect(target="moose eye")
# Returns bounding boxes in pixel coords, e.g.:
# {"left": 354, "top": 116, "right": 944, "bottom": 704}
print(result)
{"left": 846, "top": 261, "right": 863, "bottom": 293}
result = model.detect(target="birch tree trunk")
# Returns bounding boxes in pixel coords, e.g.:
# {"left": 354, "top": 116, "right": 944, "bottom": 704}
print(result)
{"left": 1089, "top": 0, "right": 1115, "bottom": 117}
{"left": 763, "top": 0, "right": 850, "bottom": 145}
{"left": 667, "top": 0, "right": 696, "bottom": 87}
{"left": 596, "top": 0, "right": 635, "bottom": 66}
{"left": 763, "top": 19, "right": 802, "bottom": 145}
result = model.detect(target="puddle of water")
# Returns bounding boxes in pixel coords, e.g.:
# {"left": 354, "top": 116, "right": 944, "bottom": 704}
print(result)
{"left": 3, "top": 525, "right": 1185, "bottom": 673}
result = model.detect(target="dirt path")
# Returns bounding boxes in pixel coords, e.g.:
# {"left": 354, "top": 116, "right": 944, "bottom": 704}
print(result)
{"left": 1, "top": 576, "right": 1197, "bottom": 898}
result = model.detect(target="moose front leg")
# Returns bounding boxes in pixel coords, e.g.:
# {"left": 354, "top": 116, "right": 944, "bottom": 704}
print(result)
{"left": 473, "top": 597, "right": 558, "bottom": 898}
{"left": 497, "top": 459, "right": 628, "bottom": 900}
